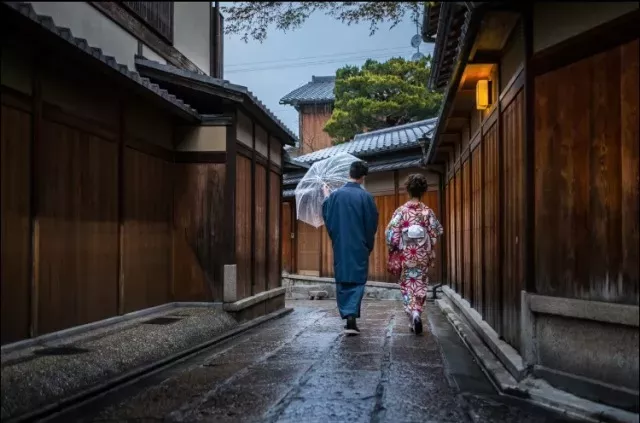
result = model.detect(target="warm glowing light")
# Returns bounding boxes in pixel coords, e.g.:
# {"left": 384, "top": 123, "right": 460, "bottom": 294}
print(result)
{"left": 476, "top": 79, "right": 491, "bottom": 110}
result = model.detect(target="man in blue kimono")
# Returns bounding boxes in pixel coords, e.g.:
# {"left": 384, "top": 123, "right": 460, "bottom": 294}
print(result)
{"left": 322, "top": 160, "right": 379, "bottom": 335}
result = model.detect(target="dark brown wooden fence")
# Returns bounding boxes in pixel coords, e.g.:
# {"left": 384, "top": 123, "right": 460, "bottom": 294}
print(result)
{"left": 534, "top": 39, "right": 639, "bottom": 305}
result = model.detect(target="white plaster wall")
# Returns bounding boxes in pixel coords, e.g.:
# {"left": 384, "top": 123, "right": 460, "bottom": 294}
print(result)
{"left": 236, "top": 110, "right": 252, "bottom": 147}
{"left": 0, "top": 45, "right": 33, "bottom": 95}
{"left": 255, "top": 124, "right": 268, "bottom": 157}
{"left": 174, "top": 2, "right": 211, "bottom": 75}
{"left": 41, "top": 69, "right": 119, "bottom": 128}
{"left": 29, "top": 2, "right": 139, "bottom": 71}
{"left": 176, "top": 126, "right": 226, "bottom": 151}
{"left": 125, "top": 103, "right": 173, "bottom": 148}
{"left": 533, "top": 2, "right": 638, "bottom": 53}
{"left": 142, "top": 44, "right": 166, "bottom": 64}
{"left": 270, "top": 136, "right": 282, "bottom": 166}
{"left": 398, "top": 168, "right": 439, "bottom": 193}
{"left": 500, "top": 22, "right": 524, "bottom": 92}
{"left": 365, "top": 172, "right": 395, "bottom": 196}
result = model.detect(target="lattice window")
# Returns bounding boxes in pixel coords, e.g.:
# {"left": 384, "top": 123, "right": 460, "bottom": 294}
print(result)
{"left": 122, "top": 2, "right": 174, "bottom": 43}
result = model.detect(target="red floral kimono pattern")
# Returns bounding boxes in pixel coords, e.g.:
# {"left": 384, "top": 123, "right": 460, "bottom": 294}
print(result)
{"left": 385, "top": 201, "right": 444, "bottom": 315}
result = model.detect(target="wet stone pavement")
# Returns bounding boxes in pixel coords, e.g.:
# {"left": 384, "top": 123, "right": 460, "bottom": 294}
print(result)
{"left": 54, "top": 300, "right": 573, "bottom": 423}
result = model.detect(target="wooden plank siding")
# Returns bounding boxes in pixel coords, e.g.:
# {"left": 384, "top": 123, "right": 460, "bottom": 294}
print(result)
{"left": 268, "top": 170, "right": 281, "bottom": 290}
{"left": 36, "top": 119, "right": 119, "bottom": 335}
{"left": 455, "top": 173, "right": 463, "bottom": 294}
{"left": 501, "top": 90, "right": 525, "bottom": 349}
{"left": 534, "top": 40, "right": 639, "bottom": 304}
{"left": 462, "top": 160, "right": 472, "bottom": 303}
{"left": 471, "top": 146, "right": 483, "bottom": 313}
{"left": 235, "top": 155, "right": 252, "bottom": 299}
{"left": 281, "top": 202, "right": 293, "bottom": 273}
{"left": 321, "top": 226, "right": 334, "bottom": 278}
{"left": 172, "top": 163, "right": 225, "bottom": 302}
{"left": 483, "top": 123, "right": 501, "bottom": 332}
{"left": 122, "top": 148, "right": 172, "bottom": 312}
{"left": 447, "top": 181, "right": 456, "bottom": 289}
{"left": 297, "top": 222, "right": 321, "bottom": 276}
{"left": 368, "top": 194, "right": 396, "bottom": 283}
{"left": 1, "top": 101, "right": 32, "bottom": 343}
{"left": 254, "top": 164, "right": 267, "bottom": 294}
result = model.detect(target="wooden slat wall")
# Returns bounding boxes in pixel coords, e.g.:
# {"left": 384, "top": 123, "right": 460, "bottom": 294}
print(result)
{"left": 0, "top": 102, "right": 32, "bottom": 344}
{"left": 501, "top": 90, "right": 525, "bottom": 349}
{"left": 235, "top": 155, "right": 252, "bottom": 299}
{"left": 297, "top": 222, "right": 321, "bottom": 276}
{"left": 534, "top": 40, "right": 639, "bottom": 305}
{"left": 281, "top": 202, "right": 293, "bottom": 273}
{"left": 122, "top": 148, "right": 172, "bottom": 312}
{"left": 37, "top": 120, "right": 119, "bottom": 335}
{"left": 455, "top": 174, "right": 463, "bottom": 293}
{"left": 462, "top": 160, "right": 472, "bottom": 302}
{"left": 471, "top": 146, "right": 483, "bottom": 313}
{"left": 254, "top": 164, "right": 267, "bottom": 294}
{"left": 268, "top": 170, "right": 281, "bottom": 290}
{"left": 173, "top": 163, "right": 225, "bottom": 302}
{"left": 483, "top": 123, "right": 501, "bottom": 332}
{"left": 321, "top": 227, "right": 334, "bottom": 278}
{"left": 448, "top": 182, "right": 456, "bottom": 288}
{"left": 368, "top": 194, "right": 396, "bottom": 283}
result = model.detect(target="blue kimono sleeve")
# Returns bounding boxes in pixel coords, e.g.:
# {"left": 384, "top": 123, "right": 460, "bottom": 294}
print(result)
{"left": 364, "top": 194, "right": 379, "bottom": 252}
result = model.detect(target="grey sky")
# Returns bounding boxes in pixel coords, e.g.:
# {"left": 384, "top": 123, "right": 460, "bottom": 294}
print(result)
{"left": 222, "top": 6, "right": 434, "bottom": 138}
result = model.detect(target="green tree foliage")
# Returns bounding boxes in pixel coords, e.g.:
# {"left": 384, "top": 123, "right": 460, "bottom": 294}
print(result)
{"left": 222, "top": 2, "right": 425, "bottom": 43}
{"left": 324, "top": 56, "right": 442, "bottom": 143}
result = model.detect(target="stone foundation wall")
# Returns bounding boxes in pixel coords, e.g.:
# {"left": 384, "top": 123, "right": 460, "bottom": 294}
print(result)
{"left": 282, "top": 274, "right": 403, "bottom": 301}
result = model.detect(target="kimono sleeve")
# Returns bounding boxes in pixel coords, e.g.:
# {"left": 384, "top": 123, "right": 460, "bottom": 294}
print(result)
{"left": 364, "top": 194, "right": 379, "bottom": 252}
{"left": 427, "top": 208, "right": 444, "bottom": 242}
{"left": 385, "top": 208, "right": 403, "bottom": 251}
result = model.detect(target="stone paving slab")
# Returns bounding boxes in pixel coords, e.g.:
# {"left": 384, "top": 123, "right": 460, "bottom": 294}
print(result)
{"left": 44, "top": 300, "right": 577, "bottom": 423}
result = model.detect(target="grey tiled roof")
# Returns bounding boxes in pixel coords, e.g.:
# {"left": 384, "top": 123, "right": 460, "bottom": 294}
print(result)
{"left": 294, "top": 118, "right": 437, "bottom": 163}
{"left": 280, "top": 76, "right": 336, "bottom": 106}
{"left": 2, "top": 2, "right": 200, "bottom": 121}
{"left": 135, "top": 58, "right": 298, "bottom": 145}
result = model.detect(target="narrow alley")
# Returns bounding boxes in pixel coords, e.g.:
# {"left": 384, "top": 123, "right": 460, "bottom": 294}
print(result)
{"left": 49, "top": 301, "right": 572, "bottom": 423}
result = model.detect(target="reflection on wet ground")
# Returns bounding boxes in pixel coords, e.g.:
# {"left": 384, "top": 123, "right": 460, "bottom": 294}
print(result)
{"left": 54, "top": 300, "right": 574, "bottom": 423}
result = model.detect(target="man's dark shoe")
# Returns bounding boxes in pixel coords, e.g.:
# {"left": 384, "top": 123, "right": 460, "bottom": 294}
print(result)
{"left": 344, "top": 316, "right": 360, "bottom": 335}
{"left": 413, "top": 315, "right": 423, "bottom": 335}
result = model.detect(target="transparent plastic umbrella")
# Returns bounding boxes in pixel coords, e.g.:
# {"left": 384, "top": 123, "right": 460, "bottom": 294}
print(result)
{"left": 295, "top": 152, "right": 361, "bottom": 228}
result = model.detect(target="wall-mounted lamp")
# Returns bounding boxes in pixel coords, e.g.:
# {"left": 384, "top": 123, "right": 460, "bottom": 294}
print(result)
{"left": 476, "top": 79, "right": 492, "bottom": 110}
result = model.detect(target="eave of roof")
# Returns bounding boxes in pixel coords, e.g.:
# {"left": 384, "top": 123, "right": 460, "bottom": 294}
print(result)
{"left": 280, "top": 76, "right": 336, "bottom": 106}
{"left": 425, "top": 3, "right": 490, "bottom": 164}
{"left": 1, "top": 2, "right": 201, "bottom": 123}
{"left": 135, "top": 58, "right": 299, "bottom": 146}
{"left": 293, "top": 118, "right": 437, "bottom": 164}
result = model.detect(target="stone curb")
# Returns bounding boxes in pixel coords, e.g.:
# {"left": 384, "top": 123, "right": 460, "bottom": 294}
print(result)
{"left": 435, "top": 298, "right": 640, "bottom": 423}
{"left": 9, "top": 307, "right": 294, "bottom": 423}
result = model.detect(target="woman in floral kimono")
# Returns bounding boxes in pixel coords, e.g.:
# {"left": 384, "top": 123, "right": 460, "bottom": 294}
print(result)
{"left": 385, "top": 174, "right": 444, "bottom": 334}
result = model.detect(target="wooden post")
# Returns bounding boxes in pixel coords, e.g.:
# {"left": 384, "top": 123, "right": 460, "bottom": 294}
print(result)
{"left": 250, "top": 121, "right": 256, "bottom": 296}
{"left": 117, "top": 99, "right": 125, "bottom": 315}
{"left": 523, "top": 4, "right": 535, "bottom": 294}
{"left": 393, "top": 170, "right": 400, "bottom": 208}
{"left": 265, "top": 133, "right": 271, "bottom": 291}
{"left": 224, "top": 111, "right": 237, "bottom": 302}
{"left": 29, "top": 63, "right": 42, "bottom": 338}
